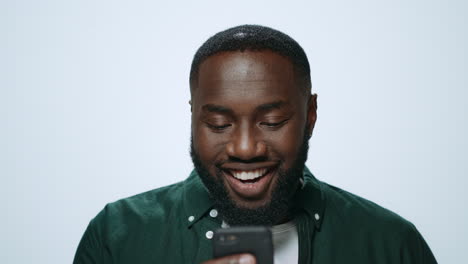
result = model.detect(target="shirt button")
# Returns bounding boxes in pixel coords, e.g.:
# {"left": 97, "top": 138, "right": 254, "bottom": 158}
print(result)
{"left": 188, "top": 216, "right": 195, "bottom": 222}
{"left": 206, "top": 230, "right": 214, "bottom": 239}
{"left": 314, "top": 213, "right": 320, "bottom": 221}
{"left": 209, "top": 209, "right": 218, "bottom": 218}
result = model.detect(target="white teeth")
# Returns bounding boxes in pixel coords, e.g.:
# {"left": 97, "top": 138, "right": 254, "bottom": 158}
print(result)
{"left": 231, "top": 168, "right": 267, "bottom": 181}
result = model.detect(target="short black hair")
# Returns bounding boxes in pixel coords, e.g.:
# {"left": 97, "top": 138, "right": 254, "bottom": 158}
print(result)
{"left": 189, "top": 24, "right": 311, "bottom": 94}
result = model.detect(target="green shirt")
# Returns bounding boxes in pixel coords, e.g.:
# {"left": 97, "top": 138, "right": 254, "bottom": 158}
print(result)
{"left": 74, "top": 168, "right": 437, "bottom": 264}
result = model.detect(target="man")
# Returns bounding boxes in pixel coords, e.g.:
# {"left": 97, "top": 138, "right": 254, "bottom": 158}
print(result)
{"left": 74, "top": 25, "right": 437, "bottom": 264}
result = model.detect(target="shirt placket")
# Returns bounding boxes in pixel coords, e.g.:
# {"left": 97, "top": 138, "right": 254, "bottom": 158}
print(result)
{"left": 192, "top": 209, "right": 223, "bottom": 264}
{"left": 297, "top": 212, "right": 316, "bottom": 264}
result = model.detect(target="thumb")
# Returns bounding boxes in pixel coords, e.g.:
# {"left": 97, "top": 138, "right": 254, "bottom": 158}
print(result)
{"left": 201, "top": 253, "right": 256, "bottom": 264}
{"left": 237, "top": 254, "right": 256, "bottom": 264}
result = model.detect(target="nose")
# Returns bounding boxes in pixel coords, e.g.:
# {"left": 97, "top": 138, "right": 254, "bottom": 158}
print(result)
{"left": 225, "top": 123, "right": 267, "bottom": 161}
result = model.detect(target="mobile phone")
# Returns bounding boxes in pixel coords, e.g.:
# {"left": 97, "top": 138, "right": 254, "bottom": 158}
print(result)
{"left": 212, "top": 226, "right": 274, "bottom": 264}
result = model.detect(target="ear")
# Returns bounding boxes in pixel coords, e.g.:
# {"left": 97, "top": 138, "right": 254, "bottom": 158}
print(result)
{"left": 306, "top": 93, "right": 318, "bottom": 138}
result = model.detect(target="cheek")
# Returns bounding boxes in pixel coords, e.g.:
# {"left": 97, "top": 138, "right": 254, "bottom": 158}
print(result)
{"left": 264, "top": 122, "right": 305, "bottom": 161}
{"left": 193, "top": 124, "right": 227, "bottom": 163}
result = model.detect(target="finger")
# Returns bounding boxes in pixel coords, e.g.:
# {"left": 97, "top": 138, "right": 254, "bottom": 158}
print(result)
{"left": 201, "top": 253, "right": 256, "bottom": 264}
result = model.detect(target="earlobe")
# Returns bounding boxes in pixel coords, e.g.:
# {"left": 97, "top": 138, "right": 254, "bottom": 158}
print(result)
{"left": 306, "top": 93, "right": 318, "bottom": 137}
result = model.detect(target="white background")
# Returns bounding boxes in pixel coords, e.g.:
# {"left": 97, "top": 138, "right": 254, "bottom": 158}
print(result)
{"left": 1, "top": 0, "right": 467, "bottom": 263}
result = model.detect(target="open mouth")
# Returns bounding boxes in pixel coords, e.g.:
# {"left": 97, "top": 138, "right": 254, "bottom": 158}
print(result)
{"left": 224, "top": 168, "right": 270, "bottom": 183}
{"left": 219, "top": 163, "right": 278, "bottom": 199}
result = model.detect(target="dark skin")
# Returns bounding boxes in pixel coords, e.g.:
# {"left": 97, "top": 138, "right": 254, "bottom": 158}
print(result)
{"left": 191, "top": 50, "right": 317, "bottom": 264}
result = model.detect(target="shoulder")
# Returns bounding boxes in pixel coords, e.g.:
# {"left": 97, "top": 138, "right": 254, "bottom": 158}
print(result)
{"left": 319, "top": 180, "right": 415, "bottom": 237}
{"left": 103, "top": 180, "right": 186, "bottom": 219}
{"left": 74, "top": 180, "right": 190, "bottom": 263}
{"left": 89, "top": 180, "right": 187, "bottom": 240}
{"left": 317, "top": 181, "right": 437, "bottom": 262}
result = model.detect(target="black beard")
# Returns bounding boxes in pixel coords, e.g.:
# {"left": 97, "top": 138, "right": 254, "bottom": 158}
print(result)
{"left": 190, "top": 133, "right": 309, "bottom": 226}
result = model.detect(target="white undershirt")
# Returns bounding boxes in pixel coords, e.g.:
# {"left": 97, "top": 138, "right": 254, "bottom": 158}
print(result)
{"left": 221, "top": 221, "right": 299, "bottom": 264}
{"left": 271, "top": 220, "right": 298, "bottom": 264}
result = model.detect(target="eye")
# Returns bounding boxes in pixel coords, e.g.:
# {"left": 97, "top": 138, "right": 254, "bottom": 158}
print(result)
{"left": 260, "top": 119, "right": 289, "bottom": 128}
{"left": 205, "top": 122, "right": 231, "bottom": 132}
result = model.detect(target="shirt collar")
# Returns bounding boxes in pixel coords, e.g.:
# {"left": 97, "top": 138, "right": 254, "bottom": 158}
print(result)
{"left": 183, "top": 170, "right": 215, "bottom": 228}
{"left": 295, "top": 166, "right": 326, "bottom": 229}
{"left": 183, "top": 166, "right": 326, "bottom": 229}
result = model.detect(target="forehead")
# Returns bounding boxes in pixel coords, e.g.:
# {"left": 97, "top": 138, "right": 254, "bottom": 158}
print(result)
{"left": 198, "top": 50, "right": 295, "bottom": 82}
{"left": 193, "top": 51, "right": 301, "bottom": 106}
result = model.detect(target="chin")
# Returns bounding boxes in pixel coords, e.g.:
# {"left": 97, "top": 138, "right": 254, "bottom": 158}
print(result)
{"left": 230, "top": 196, "right": 273, "bottom": 210}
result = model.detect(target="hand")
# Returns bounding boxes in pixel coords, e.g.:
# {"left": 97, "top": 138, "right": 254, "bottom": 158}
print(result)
{"left": 201, "top": 253, "right": 256, "bottom": 264}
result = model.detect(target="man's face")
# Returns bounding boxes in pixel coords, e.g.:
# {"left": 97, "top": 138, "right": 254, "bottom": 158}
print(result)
{"left": 190, "top": 50, "right": 317, "bottom": 225}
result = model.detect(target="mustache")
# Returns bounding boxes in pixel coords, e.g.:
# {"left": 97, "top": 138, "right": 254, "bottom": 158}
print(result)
{"left": 214, "top": 155, "right": 270, "bottom": 167}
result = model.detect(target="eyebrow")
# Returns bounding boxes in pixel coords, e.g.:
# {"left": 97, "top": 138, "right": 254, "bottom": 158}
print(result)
{"left": 202, "top": 104, "right": 234, "bottom": 114}
{"left": 201, "top": 100, "right": 288, "bottom": 115}
{"left": 256, "top": 100, "right": 287, "bottom": 112}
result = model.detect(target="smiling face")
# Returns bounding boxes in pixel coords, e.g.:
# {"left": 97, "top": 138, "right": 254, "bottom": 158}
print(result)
{"left": 190, "top": 50, "right": 317, "bottom": 225}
